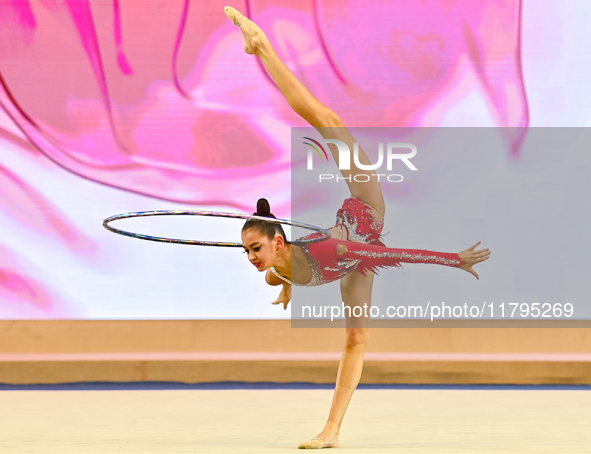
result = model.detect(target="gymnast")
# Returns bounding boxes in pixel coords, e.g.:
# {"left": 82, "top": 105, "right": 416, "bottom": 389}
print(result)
{"left": 225, "top": 6, "right": 491, "bottom": 449}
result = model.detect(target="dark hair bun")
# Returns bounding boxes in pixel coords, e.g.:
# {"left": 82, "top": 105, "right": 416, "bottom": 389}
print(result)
{"left": 254, "top": 198, "right": 275, "bottom": 218}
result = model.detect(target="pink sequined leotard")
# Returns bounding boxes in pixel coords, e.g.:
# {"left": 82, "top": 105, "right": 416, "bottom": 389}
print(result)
{"left": 293, "top": 197, "right": 462, "bottom": 287}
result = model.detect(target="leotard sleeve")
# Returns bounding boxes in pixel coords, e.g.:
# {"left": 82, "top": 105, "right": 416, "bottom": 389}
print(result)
{"left": 296, "top": 237, "right": 463, "bottom": 286}
{"left": 343, "top": 242, "right": 462, "bottom": 268}
{"left": 303, "top": 237, "right": 462, "bottom": 282}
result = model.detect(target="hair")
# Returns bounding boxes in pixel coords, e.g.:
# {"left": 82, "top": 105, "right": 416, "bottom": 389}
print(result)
{"left": 242, "top": 198, "right": 290, "bottom": 245}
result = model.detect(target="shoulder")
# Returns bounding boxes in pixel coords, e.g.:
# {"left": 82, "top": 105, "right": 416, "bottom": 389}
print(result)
{"left": 265, "top": 268, "right": 284, "bottom": 286}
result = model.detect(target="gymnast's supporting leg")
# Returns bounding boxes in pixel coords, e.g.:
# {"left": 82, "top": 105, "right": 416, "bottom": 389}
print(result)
{"left": 224, "top": 6, "right": 385, "bottom": 220}
{"left": 320, "top": 269, "right": 373, "bottom": 443}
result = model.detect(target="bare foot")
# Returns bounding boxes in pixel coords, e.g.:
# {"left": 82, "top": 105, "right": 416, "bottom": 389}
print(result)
{"left": 223, "top": 6, "right": 267, "bottom": 55}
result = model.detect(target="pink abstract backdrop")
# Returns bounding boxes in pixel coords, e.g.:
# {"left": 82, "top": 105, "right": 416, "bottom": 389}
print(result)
{"left": 0, "top": 0, "right": 536, "bottom": 317}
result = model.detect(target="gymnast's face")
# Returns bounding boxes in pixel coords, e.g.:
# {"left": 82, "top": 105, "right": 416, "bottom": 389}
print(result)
{"left": 241, "top": 228, "right": 279, "bottom": 271}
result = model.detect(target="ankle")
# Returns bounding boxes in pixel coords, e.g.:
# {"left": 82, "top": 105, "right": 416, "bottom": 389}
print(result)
{"left": 319, "top": 426, "right": 339, "bottom": 439}
{"left": 252, "top": 37, "right": 274, "bottom": 59}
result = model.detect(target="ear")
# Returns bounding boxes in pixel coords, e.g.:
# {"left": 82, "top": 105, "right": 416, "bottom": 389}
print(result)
{"left": 274, "top": 234, "right": 285, "bottom": 249}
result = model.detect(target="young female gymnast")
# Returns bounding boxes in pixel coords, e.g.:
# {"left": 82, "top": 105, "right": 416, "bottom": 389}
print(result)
{"left": 225, "top": 6, "right": 491, "bottom": 449}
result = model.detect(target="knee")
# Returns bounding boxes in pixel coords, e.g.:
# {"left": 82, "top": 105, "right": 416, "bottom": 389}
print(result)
{"left": 345, "top": 327, "right": 369, "bottom": 349}
{"left": 317, "top": 108, "right": 345, "bottom": 128}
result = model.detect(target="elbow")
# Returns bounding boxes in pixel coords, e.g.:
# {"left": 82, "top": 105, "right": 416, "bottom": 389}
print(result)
{"left": 265, "top": 274, "right": 282, "bottom": 286}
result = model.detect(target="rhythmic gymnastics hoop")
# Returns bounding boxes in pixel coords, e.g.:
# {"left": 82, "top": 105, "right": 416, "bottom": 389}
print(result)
{"left": 103, "top": 210, "right": 331, "bottom": 247}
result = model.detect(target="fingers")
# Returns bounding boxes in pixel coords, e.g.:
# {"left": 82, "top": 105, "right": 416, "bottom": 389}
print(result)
{"left": 466, "top": 251, "right": 490, "bottom": 265}
{"left": 467, "top": 267, "right": 479, "bottom": 280}
{"left": 272, "top": 299, "right": 290, "bottom": 310}
{"left": 461, "top": 244, "right": 489, "bottom": 279}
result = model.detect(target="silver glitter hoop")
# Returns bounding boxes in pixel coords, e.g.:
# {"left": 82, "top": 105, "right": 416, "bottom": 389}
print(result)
{"left": 103, "top": 210, "right": 331, "bottom": 247}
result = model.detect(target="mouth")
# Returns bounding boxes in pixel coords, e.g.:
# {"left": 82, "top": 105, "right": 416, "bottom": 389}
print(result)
{"left": 252, "top": 262, "right": 262, "bottom": 268}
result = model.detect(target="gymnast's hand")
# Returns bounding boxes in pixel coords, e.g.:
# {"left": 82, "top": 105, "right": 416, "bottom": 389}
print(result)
{"left": 458, "top": 241, "right": 491, "bottom": 280}
{"left": 272, "top": 283, "right": 291, "bottom": 310}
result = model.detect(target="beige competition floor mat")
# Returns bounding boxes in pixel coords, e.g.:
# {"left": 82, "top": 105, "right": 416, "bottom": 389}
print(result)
{"left": 1, "top": 388, "right": 590, "bottom": 453}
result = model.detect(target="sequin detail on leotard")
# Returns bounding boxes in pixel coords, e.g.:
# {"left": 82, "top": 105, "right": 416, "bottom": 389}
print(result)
{"left": 349, "top": 249, "right": 461, "bottom": 267}
{"left": 334, "top": 198, "right": 385, "bottom": 245}
{"left": 293, "top": 197, "right": 462, "bottom": 287}
{"left": 295, "top": 197, "right": 386, "bottom": 287}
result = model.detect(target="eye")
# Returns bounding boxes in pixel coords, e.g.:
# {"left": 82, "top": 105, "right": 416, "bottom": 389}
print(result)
{"left": 242, "top": 249, "right": 248, "bottom": 254}
{"left": 253, "top": 247, "right": 261, "bottom": 252}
